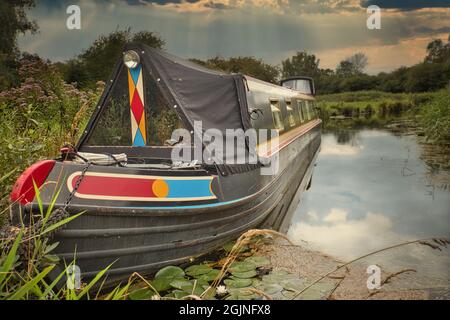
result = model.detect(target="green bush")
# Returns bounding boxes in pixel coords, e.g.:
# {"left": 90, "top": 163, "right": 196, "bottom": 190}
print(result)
{"left": 0, "top": 55, "right": 101, "bottom": 219}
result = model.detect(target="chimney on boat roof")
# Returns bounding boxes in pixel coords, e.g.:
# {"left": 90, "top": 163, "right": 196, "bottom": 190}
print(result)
{"left": 280, "top": 76, "right": 315, "bottom": 96}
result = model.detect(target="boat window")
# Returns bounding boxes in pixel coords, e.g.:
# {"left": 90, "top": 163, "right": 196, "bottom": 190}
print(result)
{"left": 85, "top": 65, "right": 184, "bottom": 147}
{"left": 304, "top": 101, "right": 312, "bottom": 120}
{"left": 311, "top": 101, "right": 318, "bottom": 119}
{"left": 286, "top": 100, "right": 296, "bottom": 127}
{"left": 306, "top": 101, "right": 316, "bottom": 119}
{"left": 270, "top": 100, "right": 284, "bottom": 131}
{"left": 297, "top": 100, "right": 305, "bottom": 123}
{"left": 85, "top": 67, "right": 133, "bottom": 146}
{"left": 143, "top": 69, "right": 184, "bottom": 146}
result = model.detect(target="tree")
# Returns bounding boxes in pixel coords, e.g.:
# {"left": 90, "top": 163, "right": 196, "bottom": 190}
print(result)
{"left": 425, "top": 35, "right": 450, "bottom": 64}
{"left": 336, "top": 53, "right": 368, "bottom": 77}
{"left": 377, "top": 66, "right": 409, "bottom": 93}
{"left": 404, "top": 63, "right": 450, "bottom": 92}
{"left": 194, "top": 56, "right": 280, "bottom": 84}
{"left": 0, "top": 0, "right": 37, "bottom": 89}
{"left": 336, "top": 60, "right": 355, "bottom": 77}
{"left": 347, "top": 53, "right": 368, "bottom": 74}
{"left": 64, "top": 29, "right": 165, "bottom": 88}
{"left": 281, "top": 51, "right": 321, "bottom": 79}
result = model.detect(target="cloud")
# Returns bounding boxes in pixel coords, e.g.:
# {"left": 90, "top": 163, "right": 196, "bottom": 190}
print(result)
{"left": 288, "top": 210, "right": 402, "bottom": 260}
{"left": 361, "top": 0, "right": 450, "bottom": 10}
{"left": 117, "top": 0, "right": 363, "bottom": 14}
{"left": 204, "top": 1, "right": 233, "bottom": 10}
{"left": 123, "top": 0, "right": 200, "bottom": 5}
{"left": 323, "top": 208, "right": 348, "bottom": 223}
{"left": 315, "top": 34, "right": 450, "bottom": 74}
{"left": 288, "top": 209, "right": 450, "bottom": 280}
{"left": 320, "top": 140, "right": 364, "bottom": 156}
{"left": 17, "top": 0, "right": 450, "bottom": 73}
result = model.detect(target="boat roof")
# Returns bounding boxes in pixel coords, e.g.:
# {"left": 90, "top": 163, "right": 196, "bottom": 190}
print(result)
{"left": 245, "top": 76, "right": 315, "bottom": 100}
{"left": 128, "top": 43, "right": 251, "bottom": 134}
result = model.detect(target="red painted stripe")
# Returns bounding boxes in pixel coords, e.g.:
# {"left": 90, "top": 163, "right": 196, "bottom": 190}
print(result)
{"left": 72, "top": 175, "right": 156, "bottom": 197}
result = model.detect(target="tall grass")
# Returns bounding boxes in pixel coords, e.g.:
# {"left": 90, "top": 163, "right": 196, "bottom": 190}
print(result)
{"left": 419, "top": 87, "right": 450, "bottom": 144}
{"left": 0, "top": 182, "right": 119, "bottom": 300}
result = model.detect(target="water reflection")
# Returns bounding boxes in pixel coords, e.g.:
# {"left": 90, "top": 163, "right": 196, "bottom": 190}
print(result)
{"left": 288, "top": 129, "right": 450, "bottom": 283}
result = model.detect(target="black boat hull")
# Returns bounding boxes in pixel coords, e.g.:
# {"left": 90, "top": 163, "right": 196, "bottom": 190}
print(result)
{"left": 22, "top": 122, "right": 320, "bottom": 285}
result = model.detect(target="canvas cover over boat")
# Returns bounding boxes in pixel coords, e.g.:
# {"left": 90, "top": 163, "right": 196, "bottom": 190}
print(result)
{"left": 76, "top": 43, "right": 260, "bottom": 175}
{"left": 78, "top": 43, "right": 252, "bottom": 148}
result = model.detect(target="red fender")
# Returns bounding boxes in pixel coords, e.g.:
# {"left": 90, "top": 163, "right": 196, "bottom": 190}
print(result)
{"left": 10, "top": 160, "right": 56, "bottom": 205}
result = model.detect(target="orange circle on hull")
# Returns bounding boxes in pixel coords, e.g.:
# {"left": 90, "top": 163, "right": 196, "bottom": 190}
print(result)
{"left": 152, "top": 179, "right": 169, "bottom": 198}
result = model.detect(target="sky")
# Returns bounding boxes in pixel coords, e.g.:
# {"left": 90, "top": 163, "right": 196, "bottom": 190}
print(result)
{"left": 18, "top": 0, "right": 450, "bottom": 74}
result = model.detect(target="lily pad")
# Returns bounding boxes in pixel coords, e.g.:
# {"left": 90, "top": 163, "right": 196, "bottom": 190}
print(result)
{"left": 225, "top": 288, "right": 258, "bottom": 300}
{"left": 223, "top": 241, "right": 249, "bottom": 253}
{"left": 252, "top": 278, "right": 262, "bottom": 287}
{"left": 150, "top": 278, "right": 174, "bottom": 292}
{"left": 257, "top": 283, "right": 283, "bottom": 295}
{"left": 244, "top": 256, "right": 270, "bottom": 267}
{"left": 185, "top": 264, "right": 212, "bottom": 277}
{"left": 229, "top": 261, "right": 257, "bottom": 273}
{"left": 295, "top": 282, "right": 337, "bottom": 300}
{"left": 231, "top": 269, "right": 258, "bottom": 279}
{"left": 261, "top": 275, "right": 279, "bottom": 285}
{"left": 151, "top": 266, "right": 186, "bottom": 292}
{"left": 201, "top": 287, "right": 217, "bottom": 300}
{"left": 170, "top": 279, "right": 193, "bottom": 290}
{"left": 280, "top": 278, "right": 304, "bottom": 292}
{"left": 165, "top": 290, "right": 192, "bottom": 299}
{"left": 197, "top": 269, "right": 221, "bottom": 282}
{"left": 261, "top": 271, "right": 298, "bottom": 285}
{"left": 170, "top": 279, "right": 207, "bottom": 296}
{"left": 129, "top": 288, "right": 155, "bottom": 300}
{"left": 224, "top": 278, "right": 253, "bottom": 288}
{"left": 173, "top": 290, "right": 192, "bottom": 299}
{"left": 155, "top": 266, "right": 185, "bottom": 280}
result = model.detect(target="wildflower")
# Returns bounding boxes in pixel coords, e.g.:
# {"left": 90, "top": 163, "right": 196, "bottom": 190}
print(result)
{"left": 216, "top": 285, "right": 227, "bottom": 295}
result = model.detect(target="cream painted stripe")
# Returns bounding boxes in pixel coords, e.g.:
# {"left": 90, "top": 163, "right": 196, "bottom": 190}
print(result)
{"left": 67, "top": 171, "right": 215, "bottom": 181}
{"left": 257, "top": 119, "right": 321, "bottom": 157}
{"left": 70, "top": 193, "right": 217, "bottom": 202}
{"left": 136, "top": 69, "right": 144, "bottom": 100}
{"left": 130, "top": 112, "right": 139, "bottom": 139}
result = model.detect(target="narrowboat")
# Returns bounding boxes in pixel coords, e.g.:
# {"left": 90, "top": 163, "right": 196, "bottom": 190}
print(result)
{"left": 9, "top": 43, "right": 321, "bottom": 285}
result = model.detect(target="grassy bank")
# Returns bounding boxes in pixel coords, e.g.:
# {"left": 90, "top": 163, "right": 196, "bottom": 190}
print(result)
{"left": 316, "top": 88, "right": 450, "bottom": 145}
{"left": 317, "top": 90, "right": 433, "bottom": 118}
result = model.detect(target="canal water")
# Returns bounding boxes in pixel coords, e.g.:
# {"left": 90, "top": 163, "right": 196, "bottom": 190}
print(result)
{"left": 288, "top": 128, "right": 450, "bottom": 288}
